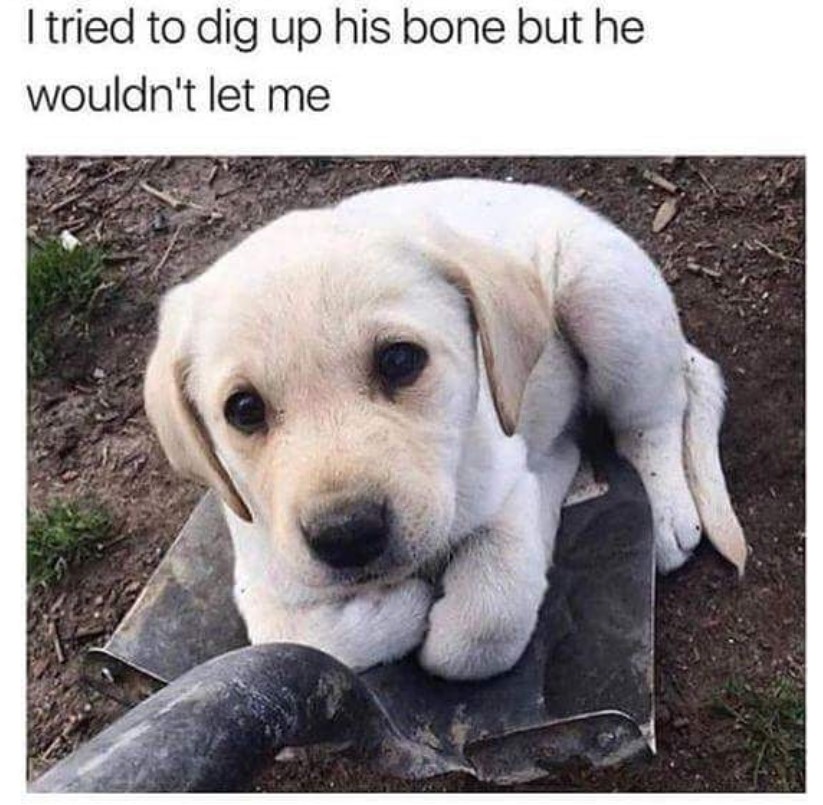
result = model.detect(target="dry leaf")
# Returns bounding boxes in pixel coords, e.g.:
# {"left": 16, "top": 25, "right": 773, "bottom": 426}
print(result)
{"left": 652, "top": 197, "right": 679, "bottom": 233}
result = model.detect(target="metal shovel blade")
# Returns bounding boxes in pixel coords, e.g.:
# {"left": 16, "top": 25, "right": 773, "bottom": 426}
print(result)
{"left": 83, "top": 452, "right": 655, "bottom": 784}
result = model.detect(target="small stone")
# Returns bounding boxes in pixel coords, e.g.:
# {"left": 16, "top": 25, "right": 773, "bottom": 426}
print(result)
{"left": 152, "top": 211, "right": 169, "bottom": 233}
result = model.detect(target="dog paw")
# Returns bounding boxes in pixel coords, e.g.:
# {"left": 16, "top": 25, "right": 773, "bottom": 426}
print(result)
{"left": 331, "top": 577, "right": 434, "bottom": 670}
{"left": 615, "top": 422, "right": 703, "bottom": 575}
{"left": 418, "top": 594, "right": 536, "bottom": 680}
{"left": 650, "top": 491, "right": 702, "bottom": 574}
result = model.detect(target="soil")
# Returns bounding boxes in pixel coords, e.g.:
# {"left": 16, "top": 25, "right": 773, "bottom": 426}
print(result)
{"left": 26, "top": 156, "right": 805, "bottom": 792}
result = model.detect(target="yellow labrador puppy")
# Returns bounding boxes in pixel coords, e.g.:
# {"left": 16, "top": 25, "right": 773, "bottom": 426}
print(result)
{"left": 145, "top": 178, "right": 747, "bottom": 680}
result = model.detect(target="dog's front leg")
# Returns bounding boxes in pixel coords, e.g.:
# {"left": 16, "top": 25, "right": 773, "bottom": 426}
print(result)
{"left": 242, "top": 577, "right": 434, "bottom": 672}
{"left": 418, "top": 471, "right": 551, "bottom": 680}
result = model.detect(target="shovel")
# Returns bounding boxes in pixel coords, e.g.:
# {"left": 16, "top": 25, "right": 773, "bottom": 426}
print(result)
{"left": 32, "top": 449, "right": 655, "bottom": 792}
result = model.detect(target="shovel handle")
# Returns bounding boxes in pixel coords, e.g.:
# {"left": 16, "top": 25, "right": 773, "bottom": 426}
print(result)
{"left": 31, "top": 643, "right": 390, "bottom": 792}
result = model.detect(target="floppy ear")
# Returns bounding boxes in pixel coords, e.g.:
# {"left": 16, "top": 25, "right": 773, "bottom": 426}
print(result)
{"left": 423, "top": 226, "right": 554, "bottom": 436}
{"left": 144, "top": 287, "right": 252, "bottom": 522}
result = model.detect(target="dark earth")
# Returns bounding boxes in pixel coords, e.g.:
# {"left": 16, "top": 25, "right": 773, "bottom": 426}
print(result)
{"left": 26, "top": 157, "right": 805, "bottom": 792}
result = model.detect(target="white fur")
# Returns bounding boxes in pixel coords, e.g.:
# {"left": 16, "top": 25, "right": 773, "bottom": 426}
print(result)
{"left": 145, "top": 178, "right": 748, "bottom": 681}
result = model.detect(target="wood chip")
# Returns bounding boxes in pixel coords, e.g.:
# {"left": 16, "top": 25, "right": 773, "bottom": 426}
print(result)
{"left": 72, "top": 624, "right": 108, "bottom": 640}
{"left": 686, "top": 260, "right": 722, "bottom": 279}
{"left": 642, "top": 169, "right": 679, "bottom": 194}
{"left": 652, "top": 197, "right": 679, "bottom": 233}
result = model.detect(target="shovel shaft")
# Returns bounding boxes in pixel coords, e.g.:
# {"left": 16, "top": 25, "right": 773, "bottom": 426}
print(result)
{"left": 31, "top": 643, "right": 387, "bottom": 792}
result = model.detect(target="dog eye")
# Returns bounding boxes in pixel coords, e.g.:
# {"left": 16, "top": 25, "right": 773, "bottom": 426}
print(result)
{"left": 224, "top": 390, "right": 267, "bottom": 433}
{"left": 375, "top": 342, "right": 428, "bottom": 388}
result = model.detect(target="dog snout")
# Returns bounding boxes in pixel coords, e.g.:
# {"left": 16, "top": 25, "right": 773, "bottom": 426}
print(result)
{"left": 302, "top": 498, "right": 389, "bottom": 569}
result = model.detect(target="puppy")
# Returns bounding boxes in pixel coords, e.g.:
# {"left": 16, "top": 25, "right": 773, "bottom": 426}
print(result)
{"left": 144, "top": 178, "right": 747, "bottom": 680}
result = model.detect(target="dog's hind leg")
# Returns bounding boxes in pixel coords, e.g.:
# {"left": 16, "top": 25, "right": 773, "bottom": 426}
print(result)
{"left": 555, "top": 236, "right": 704, "bottom": 573}
{"left": 613, "top": 402, "right": 703, "bottom": 573}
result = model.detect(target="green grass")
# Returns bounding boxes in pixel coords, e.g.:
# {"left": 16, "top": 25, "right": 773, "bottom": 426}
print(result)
{"left": 27, "top": 500, "right": 113, "bottom": 587}
{"left": 27, "top": 238, "right": 106, "bottom": 376}
{"left": 715, "top": 676, "right": 805, "bottom": 791}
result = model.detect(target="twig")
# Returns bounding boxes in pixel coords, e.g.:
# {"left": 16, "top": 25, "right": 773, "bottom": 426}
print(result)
{"left": 118, "top": 400, "right": 143, "bottom": 423}
{"left": 50, "top": 618, "right": 66, "bottom": 664}
{"left": 642, "top": 168, "right": 679, "bottom": 194}
{"left": 39, "top": 733, "right": 65, "bottom": 762}
{"left": 751, "top": 239, "right": 803, "bottom": 267}
{"left": 700, "top": 266, "right": 722, "bottom": 279}
{"left": 72, "top": 624, "right": 108, "bottom": 640}
{"left": 84, "top": 280, "right": 115, "bottom": 315}
{"left": 216, "top": 184, "right": 244, "bottom": 200}
{"left": 661, "top": 241, "right": 685, "bottom": 274}
{"left": 104, "top": 172, "right": 146, "bottom": 213}
{"left": 103, "top": 253, "right": 141, "bottom": 264}
{"left": 686, "top": 261, "right": 722, "bottom": 279}
{"left": 48, "top": 191, "right": 85, "bottom": 215}
{"left": 140, "top": 181, "right": 185, "bottom": 210}
{"left": 689, "top": 163, "right": 718, "bottom": 196}
{"left": 48, "top": 165, "right": 130, "bottom": 214}
{"left": 152, "top": 223, "right": 183, "bottom": 278}
{"left": 100, "top": 533, "right": 132, "bottom": 553}
{"left": 58, "top": 216, "right": 89, "bottom": 233}
{"left": 39, "top": 714, "right": 86, "bottom": 762}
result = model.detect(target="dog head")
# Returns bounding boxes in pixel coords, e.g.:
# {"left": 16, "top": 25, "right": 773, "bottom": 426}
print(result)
{"left": 145, "top": 210, "right": 551, "bottom": 589}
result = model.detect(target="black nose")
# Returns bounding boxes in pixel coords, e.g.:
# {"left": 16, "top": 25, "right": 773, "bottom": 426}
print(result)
{"left": 303, "top": 499, "right": 389, "bottom": 569}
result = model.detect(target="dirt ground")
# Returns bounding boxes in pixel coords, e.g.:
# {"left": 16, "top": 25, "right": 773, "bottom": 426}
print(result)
{"left": 26, "top": 156, "right": 805, "bottom": 792}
